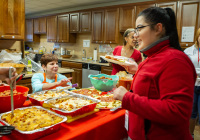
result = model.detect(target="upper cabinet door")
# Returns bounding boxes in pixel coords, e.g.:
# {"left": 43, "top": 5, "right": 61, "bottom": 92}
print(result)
{"left": 25, "top": 19, "right": 39, "bottom": 42}
{"left": 80, "top": 11, "right": 91, "bottom": 32}
{"left": 156, "top": 2, "right": 177, "bottom": 15}
{"left": 34, "top": 17, "right": 46, "bottom": 34}
{"left": 57, "top": 14, "right": 70, "bottom": 43}
{"left": 70, "top": 13, "right": 79, "bottom": 33}
{"left": 47, "top": 16, "right": 57, "bottom": 42}
{"left": 0, "top": 0, "right": 25, "bottom": 40}
{"left": 177, "top": 0, "right": 200, "bottom": 49}
{"left": 136, "top": 4, "right": 156, "bottom": 17}
{"left": 119, "top": 6, "right": 136, "bottom": 32}
{"left": 92, "top": 10, "right": 104, "bottom": 43}
{"left": 104, "top": 8, "right": 119, "bottom": 44}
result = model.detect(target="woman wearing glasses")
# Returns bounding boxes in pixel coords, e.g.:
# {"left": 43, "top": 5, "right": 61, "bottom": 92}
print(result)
{"left": 113, "top": 7, "right": 196, "bottom": 140}
{"left": 184, "top": 28, "right": 200, "bottom": 139}
{"left": 111, "top": 28, "right": 142, "bottom": 75}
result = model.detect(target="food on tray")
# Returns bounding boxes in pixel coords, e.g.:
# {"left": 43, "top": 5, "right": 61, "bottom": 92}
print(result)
{"left": 30, "top": 90, "right": 69, "bottom": 101}
{"left": 93, "top": 76, "right": 112, "bottom": 80}
{"left": 48, "top": 97, "right": 95, "bottom": 111}
{"left": 72, "top": 89, "right": 121, "bottom": 109}
{"left": 72, "top": 88, "right": 102, "bottom": 97}
{"left": 0, "top": 90, "right": 21, "bottom": 96}
{"left": 1, "top": 107, "right": 63, "bottom": 131}
{"left": 105, "top": 55, "right": 125, "bottom": 62}
{"left": 95, "top": 94, "right": 121, "bottom": 109}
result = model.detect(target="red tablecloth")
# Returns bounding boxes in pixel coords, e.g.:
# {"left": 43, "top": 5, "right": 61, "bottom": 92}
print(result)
{"left": 1, "top": 100, "right": 128, "bottom": 140}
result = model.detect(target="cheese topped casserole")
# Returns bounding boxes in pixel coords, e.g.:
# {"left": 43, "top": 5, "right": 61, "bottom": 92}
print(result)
{"left": 1, "top": 107, "right": 63, "bottom": 131}
{"left": 30, "top": 90, "right": 69, "bottom": 101}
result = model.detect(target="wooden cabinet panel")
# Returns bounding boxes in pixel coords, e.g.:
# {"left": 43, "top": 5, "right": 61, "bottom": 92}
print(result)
{"left": 34, "top": 17, "right": 47, "bottom": 34}
{"left": 136, "top": 4, "right": 155, "bottom": 17}
{"left": 104, "top": 8, "right": 119, "bottom": 44}
{"left": 156, "top": 2, "right": 177, "bottom": 15}
{"left": 17, "top": 78, "right": 32, "bottom": 94}
{"left": 177, "top": 0, "right": 200, "bottom": 49}
{"left": 0, "top": 0, "right": 25, "bottom": 40}
{"left": 92, "top": 10, "right": 104, "bottom": 43}
{"left": 101, "top": 66, "right": 112, "bottom": 75}
{"left": 80, "top": 11, "right": 91, "bottom": 32}
{"left": 25, "top": 19, "right": 39, "bottom": 42}
{"left": 47, "top": 16, "right": 57, "bottom": 42}
{"left": 62, "top": 61, "right": 82, "bottom": 69}
{"left": 119, "top": 6, "right": 136, "bottom": 32}
{"left": 57, "top": 14, "right": 70, "bottom": 43}
{"left": 70, "top": 13, "right": 79, "bottom": 33}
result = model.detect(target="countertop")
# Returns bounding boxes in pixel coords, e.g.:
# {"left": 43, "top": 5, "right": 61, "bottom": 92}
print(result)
{"left": 60, "top": 58, "right": 110, "bottom": 66}
{"left": 23, "top": 68, "right": 74, "bottom": 78}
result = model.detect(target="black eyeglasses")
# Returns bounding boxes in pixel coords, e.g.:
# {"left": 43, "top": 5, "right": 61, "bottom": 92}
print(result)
{"left": 135, "top": 23, "right": 157, "bottom": 36}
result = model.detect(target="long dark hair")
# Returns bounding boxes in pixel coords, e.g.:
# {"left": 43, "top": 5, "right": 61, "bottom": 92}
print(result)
{"left": 138, "top": 7, "right": 182, "bottom": 51}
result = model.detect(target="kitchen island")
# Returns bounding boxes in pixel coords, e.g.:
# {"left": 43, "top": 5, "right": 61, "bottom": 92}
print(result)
{"left": 17, "top": 68, "right": 74, "bottom": 93}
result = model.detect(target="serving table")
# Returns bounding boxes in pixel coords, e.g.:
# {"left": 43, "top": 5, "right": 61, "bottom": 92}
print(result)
{"left": 1, "top": 100, "right": 128, "bottom": 140}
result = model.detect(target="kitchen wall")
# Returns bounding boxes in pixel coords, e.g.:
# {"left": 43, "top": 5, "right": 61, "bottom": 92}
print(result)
{"left": 26, "top": 33, "right": 124, "bottom": 60}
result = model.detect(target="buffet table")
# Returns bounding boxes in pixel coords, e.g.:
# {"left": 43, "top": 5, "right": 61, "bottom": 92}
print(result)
{"left": 2, "top": 100, "right": 128, "bottom": 140}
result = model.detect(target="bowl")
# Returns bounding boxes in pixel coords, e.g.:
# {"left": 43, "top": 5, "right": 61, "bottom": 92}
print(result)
{"left": 0, "top": 63, "right": 25, "bottom": 74}
{"left": 61, "top": 55, "right": 72, "bottom": 58}
{"left": 0, "top": 86, "right": 29, "bottom": 113}
{"left": 88, "top": 74, "right": 119, "bottom": 91}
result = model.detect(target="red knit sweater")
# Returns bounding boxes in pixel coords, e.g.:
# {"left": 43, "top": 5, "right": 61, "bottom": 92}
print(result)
{"left": 122, "top": 40, "right": 196, "bottom": 140}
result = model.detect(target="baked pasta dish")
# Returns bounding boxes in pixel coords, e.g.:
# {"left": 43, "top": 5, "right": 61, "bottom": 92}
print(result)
{"left": 72, "top": 89, "right": 121, "bottom": 109}
{"left": 48, "top": 97, "right": 95, "bottom": 111}
{"left": 0, "top": 90, "right": 21, "bottom": 96}
{"left": 30, "top": 90, "right": 69, "bottom": 101}
{"left": 1, "top": 107, "right": 63, "bottom": 131}
{"left": 93, "top": 76, "right": 112, "bottom": 80}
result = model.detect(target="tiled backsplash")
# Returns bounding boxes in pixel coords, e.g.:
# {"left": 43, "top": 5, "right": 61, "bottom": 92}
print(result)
{"left": 26, "top": 33, "right": 124, "bottom": 60}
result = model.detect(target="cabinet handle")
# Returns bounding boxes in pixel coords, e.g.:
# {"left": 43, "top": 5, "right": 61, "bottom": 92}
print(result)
{"left": 62, "top": 40, "right": 63, "bottom": 42}
{"left": 12, "top": 36, "right": 15, "bottom": 38}
{"left": 1, "top": 35, "right": 4, "bottom": 38}
{"left": 110, "top": 41, "right": 112, "bottom": 43}
{"left": 96, "top": 41, "right": 98, "bottom": 43}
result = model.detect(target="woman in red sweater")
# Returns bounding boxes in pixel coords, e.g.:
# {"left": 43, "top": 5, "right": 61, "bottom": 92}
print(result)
{"left": 111, "top": 28, "right": 142, "bottom": 75}
{"left": 113, "top": 7, "right": 196, "bottom": 140}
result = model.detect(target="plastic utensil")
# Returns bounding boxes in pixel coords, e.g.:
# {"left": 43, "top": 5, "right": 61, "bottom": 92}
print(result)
{"left": 9, "top": 67, "right": 14, "bottom": 117}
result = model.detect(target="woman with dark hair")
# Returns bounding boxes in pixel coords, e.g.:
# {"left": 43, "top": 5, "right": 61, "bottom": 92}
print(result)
{"left": 31, "top": 54, "right": 72, "bottom": 93}
{"left": 184, "top": 28, "right": 200, "bottom": 139}
{"left": 113, "top": 7, "right": 196, "bottom": 140}
{"left": 111, "top": 28, "right": 142, "bottom": 75}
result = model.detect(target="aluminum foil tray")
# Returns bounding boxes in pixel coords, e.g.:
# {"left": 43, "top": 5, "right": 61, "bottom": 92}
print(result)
{"left": 45, "top": 94, "right": 100, "bottom": 117}
{"left": 28, "top": 89, "right": 75, "bottom": 106}
{"left": 0, "top": 106, "right": 67, "bottom": 140}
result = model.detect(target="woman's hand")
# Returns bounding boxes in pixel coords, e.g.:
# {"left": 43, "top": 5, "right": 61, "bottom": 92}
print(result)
{"left": 113, "top": 86, "right": 128, "bottom": 101}
{"left": 57, "top": 77, "right": 72, "bottom": 87}
{"left": 121, "top": 65, "right": 138, "bottom": 74}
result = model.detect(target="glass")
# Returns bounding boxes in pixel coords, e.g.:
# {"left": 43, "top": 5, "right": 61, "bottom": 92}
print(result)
{"left": 118, "top": 77, "right": 133, "bottom": 91}
{"left": 135, "top": 23, "right": 156, "bottom": 36}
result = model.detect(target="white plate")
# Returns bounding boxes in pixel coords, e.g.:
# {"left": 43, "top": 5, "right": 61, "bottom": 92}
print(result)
{"left": 100, "top": 55, "right": 137, "bottom": 66}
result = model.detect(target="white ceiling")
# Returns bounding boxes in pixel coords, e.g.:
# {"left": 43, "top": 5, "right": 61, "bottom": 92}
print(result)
{"left": 25, "top": 0, "right": 152, "bottom": 18}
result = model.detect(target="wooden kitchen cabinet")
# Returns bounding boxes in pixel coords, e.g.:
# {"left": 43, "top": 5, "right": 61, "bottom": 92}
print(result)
{"left": 47, "top": 16, "right": 57, "bottom": 42}
{"left": 92, "top": 8, "right": 119, "bottom": 44}
{"left": 34, "top": 17, "right": 47, "bottom": 34}
{"left": 119, "top": 6, "right": 136, "bottom": 32}
{"left": 0, "top": 0, "right": 25, "bottom": 40}
{"left": 136, "top": 4, "right": 156, "bottom": 17}
{"left": 47, "top": 15, "right": 76, "bottom": 43}
{"left": 62, "top": 61, "right": 82, "bottom": 88}
{"left": 70, "top": 13, "right": 79, "bottom": 33}
{"left": 80, "top": 11, "right": 91, "bottom": 32}
{"left": 156, "top": 2, "right": 177, "bottom": 15}
{"left": 101, "top": 66, "right": 112, "bottom": 75}
{"left": 17, "top": 78, "right": 32, "bottom": 94}
{"left": 25, "top": 19, "right": 39, "bottom": 42}
{"left": 177, "top": 0, "right": 200, "bottom": 49}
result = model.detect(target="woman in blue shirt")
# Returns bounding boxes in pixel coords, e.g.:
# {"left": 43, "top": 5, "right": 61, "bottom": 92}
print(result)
{"left": 31, "top": 54, "right": 72, "bottom": 93}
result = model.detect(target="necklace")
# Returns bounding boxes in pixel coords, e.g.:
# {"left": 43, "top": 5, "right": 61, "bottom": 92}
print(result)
{"left": 122, "top": 47, "right": 133, "bottom": 56}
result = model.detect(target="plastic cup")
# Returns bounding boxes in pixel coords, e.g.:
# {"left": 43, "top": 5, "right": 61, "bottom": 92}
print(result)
{"left": 118, "top": 77, "right": 133, "bottom": 91}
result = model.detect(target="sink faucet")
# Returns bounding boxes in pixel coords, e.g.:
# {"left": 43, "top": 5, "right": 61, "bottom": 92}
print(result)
{"left": 83, "top": 49, "right": 86, "bottom": 58}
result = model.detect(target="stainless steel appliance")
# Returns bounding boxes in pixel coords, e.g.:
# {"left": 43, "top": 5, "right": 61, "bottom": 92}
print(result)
{"left": 82, "top": 63, "right": 101, "bottom": 88}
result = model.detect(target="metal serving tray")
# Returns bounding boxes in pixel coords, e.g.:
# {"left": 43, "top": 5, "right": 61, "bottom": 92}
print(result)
{"left": 28, "top": 89, "right": 75, "bottom": 106}
{"left": 45, "top": 94, "right": 100, "bottom": 117}
{"left": 0, "top": 106, "right": 67, "bottom": 140}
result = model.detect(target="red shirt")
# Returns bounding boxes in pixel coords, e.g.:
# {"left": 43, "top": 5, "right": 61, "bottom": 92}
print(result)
{"left": 111, "top": 46, "right": 142, "bottom": 75}
{"left": 122, "top": 40, "right": 196, "bottom": 140}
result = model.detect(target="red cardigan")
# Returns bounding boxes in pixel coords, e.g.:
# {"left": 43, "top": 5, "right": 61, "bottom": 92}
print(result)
{"left": 111, "top": 46, "right": 142, "bottom": 75}
{"left": 122, "top": 40, "right": 196, "bottom": 140}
